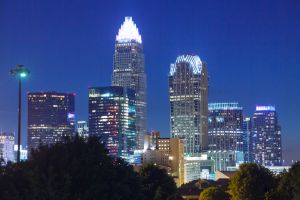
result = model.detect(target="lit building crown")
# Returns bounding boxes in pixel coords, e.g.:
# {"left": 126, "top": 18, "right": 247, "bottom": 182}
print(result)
{"left": 116, "top": 17, "right": 142, "bottom": 43}
{"left": 256, "top": 105, "right": 276, "bottom": 111}
{"left": 208, "top": 102, "right": 243, "bottom": 111}
{"left": 170, "top": 55, "right": 202, "bottom": 76}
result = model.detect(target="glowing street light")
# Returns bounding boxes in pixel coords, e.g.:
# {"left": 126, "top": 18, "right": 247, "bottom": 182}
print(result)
{"left": 10, "top": 64, "right": 30, "bottom": 162}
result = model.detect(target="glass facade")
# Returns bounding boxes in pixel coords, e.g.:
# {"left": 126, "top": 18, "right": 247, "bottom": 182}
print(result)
{"left": 169, "top": 55, "right": 208, "bottom": 156}
{"left": 88, "top": 86, "right": 136, "bottom": 159}
{"left": 28, "top": 92, "right": 75, "bottom": 152}
{"left": 76, "top": 120, "right": 89, "bottom": 139}
{"left": 112, "top": 17, "right": 147, "bottom": 150}
{"left": 0, "top": 133, "right": 15, "bottom": 164}
{"left": 208, "top": 103, "right": 244, "bottom": 151}
{"left": 251, "top": 106, "right": 282, "bottom": 166}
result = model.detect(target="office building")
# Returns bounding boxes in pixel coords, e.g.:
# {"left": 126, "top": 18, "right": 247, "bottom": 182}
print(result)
{"left": 169, "top": 54, "right": 208, "bottom": 156}
{"left": 76, "top": 121, "right": 89, "bottom": 139}
{"left": 0, "top": 133, "right": 15, "bottom": 164}
{"left": 142, "top": 137, "right": 185, "bottom": 186}
{"left": 112, "top": 17, "right": 147, "bottom": 149}
{"left": 242, "top": 117, "right": 252, "bottom": 162}
{"left": 208, "top": 102, "right": 244, "bottom": 151}
{"left": 251, "top": 106, "right": 282, "bottom": 166}
{"left": 144, "top": 130, "right": 160, "bottom": 150}
{"left": 88, "top": 86, "right": 136, "bottom": 160}
{"left": 184, "top": 155, "right": 215, "bottom": 183}
{"left": 28, "top": 92, "right": 75, "bottom": 151}
{"left": 14, "top": 145, "right": 28, "bottom": 161}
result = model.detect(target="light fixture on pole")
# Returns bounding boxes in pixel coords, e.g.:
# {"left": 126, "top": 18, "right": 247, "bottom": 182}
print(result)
{"left": 10, "top": 64, "right": 30, "bottom": 162}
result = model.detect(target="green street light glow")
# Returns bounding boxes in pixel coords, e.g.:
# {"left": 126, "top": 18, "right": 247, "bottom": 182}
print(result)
{"left": 9, "top": 64, "right": 30, "bottom": 163}
{"left": 20, "top": 72, "right": 27, "bottom": 78}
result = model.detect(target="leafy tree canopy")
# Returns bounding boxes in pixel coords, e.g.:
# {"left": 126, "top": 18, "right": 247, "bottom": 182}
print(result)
{"left": 229, "top": 163, "right": 276, "bottom": 200}
{"left": 199, "top": 186, "right": 229, "bottom": 200}
{"left": 0, "top": 137, "right": 145, "bottom": 200}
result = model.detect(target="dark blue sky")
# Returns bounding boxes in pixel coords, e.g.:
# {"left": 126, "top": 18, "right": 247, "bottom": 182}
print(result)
{"left": 0, "top": 0, "right": 299, "bottom": 163}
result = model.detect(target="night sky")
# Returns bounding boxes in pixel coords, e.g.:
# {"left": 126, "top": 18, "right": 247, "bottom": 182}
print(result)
{"left": 0, "top": 0, "right": 299, "bottom": 163}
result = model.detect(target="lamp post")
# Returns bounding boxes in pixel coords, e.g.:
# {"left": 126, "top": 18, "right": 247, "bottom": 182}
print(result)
{"left": 10, "top": 65, "right": 30, "bottom": 162}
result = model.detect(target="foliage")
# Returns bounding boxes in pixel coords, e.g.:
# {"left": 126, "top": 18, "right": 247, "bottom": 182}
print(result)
{"left": 199, "top": 186, "right": 229, "bottom": 200}
{"left": 139, "top": 164, "right": 182, "bottom": 200}
{"left": 0, "top": 136, "right": 145, "bottom": 200}
{"left": 229, "top": 163, "right": 276, "bottom": 200}
{"left": 276, "top": 161, "right": 300, "bottom": 200}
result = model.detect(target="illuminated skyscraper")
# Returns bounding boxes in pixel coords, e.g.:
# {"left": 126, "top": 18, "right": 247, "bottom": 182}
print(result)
{"left": 28, "top": 92, "right": 75, "bottom": 151}
{"left": 88, "top": 86, "right": 136, "bottom": 159}
{"left": 112, "top": 17, "right": 147, "bottom": 149}
{"left": 0, "top": 132, "right": 15, "bottom": 164}
{"left": 251, "top": 106, "right": 282, "bottom": 166}
{"left": 207, "top": 103, "right": 244, "bottom": 170}
{"left": 169, "top": 55, "right": 208, "bottom": 155}
{"left": 208, "top": 102, "right": 244, "bottom": 151}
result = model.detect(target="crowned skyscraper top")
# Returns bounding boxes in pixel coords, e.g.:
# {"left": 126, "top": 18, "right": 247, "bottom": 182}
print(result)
{"left": 112, "top": 17, "right": 147, "bottom": 149}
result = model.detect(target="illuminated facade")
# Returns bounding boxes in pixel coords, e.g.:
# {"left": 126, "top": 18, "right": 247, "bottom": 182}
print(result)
{"left": 88, "top": 86, "right": 136, "bottom": 159}
{"left": 242, "top": 117, "right": 252, "bottom": 162}
{"left": 251, "top": 106, "right": 282, "bottom": 166}
{"left": 14, "top": 145, "right": 28, "bottom": 161}
{"left": 169, "top": 55, "right": 208, "bottom": 156}
{"left": 142, "top": 137, "right": 185, "bottom": 186}
{"left": 28, "top": 92, "right": 75, "bottom": 151}
{"left": 76, "top": 120, "right": 89, "bottom": 139}
{"left": 0, "top": 133, "right": 15, "bottom": 164}
{"left": 208, "top": 103, "right": 244, "bottom": 151}
{"left": 184, "top": 155, "right": 214, "bottom": 183}
{"left": 112, "top": 17, "right": 147, "bottom": 150}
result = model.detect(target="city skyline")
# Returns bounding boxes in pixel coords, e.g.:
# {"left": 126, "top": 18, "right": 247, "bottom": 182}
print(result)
{"left": 0, "top": 0, "right": 299, "bottom": 163}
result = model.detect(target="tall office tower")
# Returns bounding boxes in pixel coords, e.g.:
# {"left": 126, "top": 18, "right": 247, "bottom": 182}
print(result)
{"left": 252, "top": 106, "right": 282, "bottom": 166}
{"left": 169, "top": 55, "right": 208, "bottom": 156}
{"left": 88, "top": 86, "right": 136, "bottom": 159}
{"left": 28, "top": 92, "right": 75, "bottom": 151}
{"left": 207, "top": 103, "right": 244, "bottom": 171}
{"left": 208, "top": 103, "right": 244, "bottom": 151}
{"left": 242, "top": 117, "right": 252, "bottom": 162}
{"left": 112, "top": 17, "right": 147, "bottom": 150}
{"left": 0, "top": 133, "right": 15, "bottom": 164}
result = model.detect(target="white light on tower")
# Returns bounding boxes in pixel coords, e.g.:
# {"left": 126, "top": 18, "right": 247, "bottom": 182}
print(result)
{"left": 116, "top": 17, "right": 142, "bottom": 43}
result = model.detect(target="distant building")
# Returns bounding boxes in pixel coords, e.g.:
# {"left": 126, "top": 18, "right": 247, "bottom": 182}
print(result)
{"left": 28, "top": 92, "right": 75, "bottom": 151}
{"left": 88, "top": 86, "right": 136, "bottom": 160}
{"left": 76, "top": 121, "right": 89, "bottom": 138}
{"left": 251, "top": 106, "right": 282, "bottom": 166}
{"left": 142, "top": 137, "right": 185, "bottom": 186}
{"left": 242, "top": 117, "right": 252, "bottom": 162}
{"left": 208, "top": 103, "right": 244, "bottom": 171}
{"left": 144, "top": 130, "right": 160, "bottom": 150}
{"left": 14, "top": 145, "right": 28, "bottom": 161}
{"left": 208, "top": 103, "right": 244, "bottom": 151}
{"left": 112, "top": 17, "right": 147, "bottom": 149}
{"left": 0, "top": 133, "right": 15, "bottom": 164}
{"left": 184, "top": 155, "right": 215, "bottom": 183}
{"left": 169, "top": 55, "right": 208, "bottom": 156}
